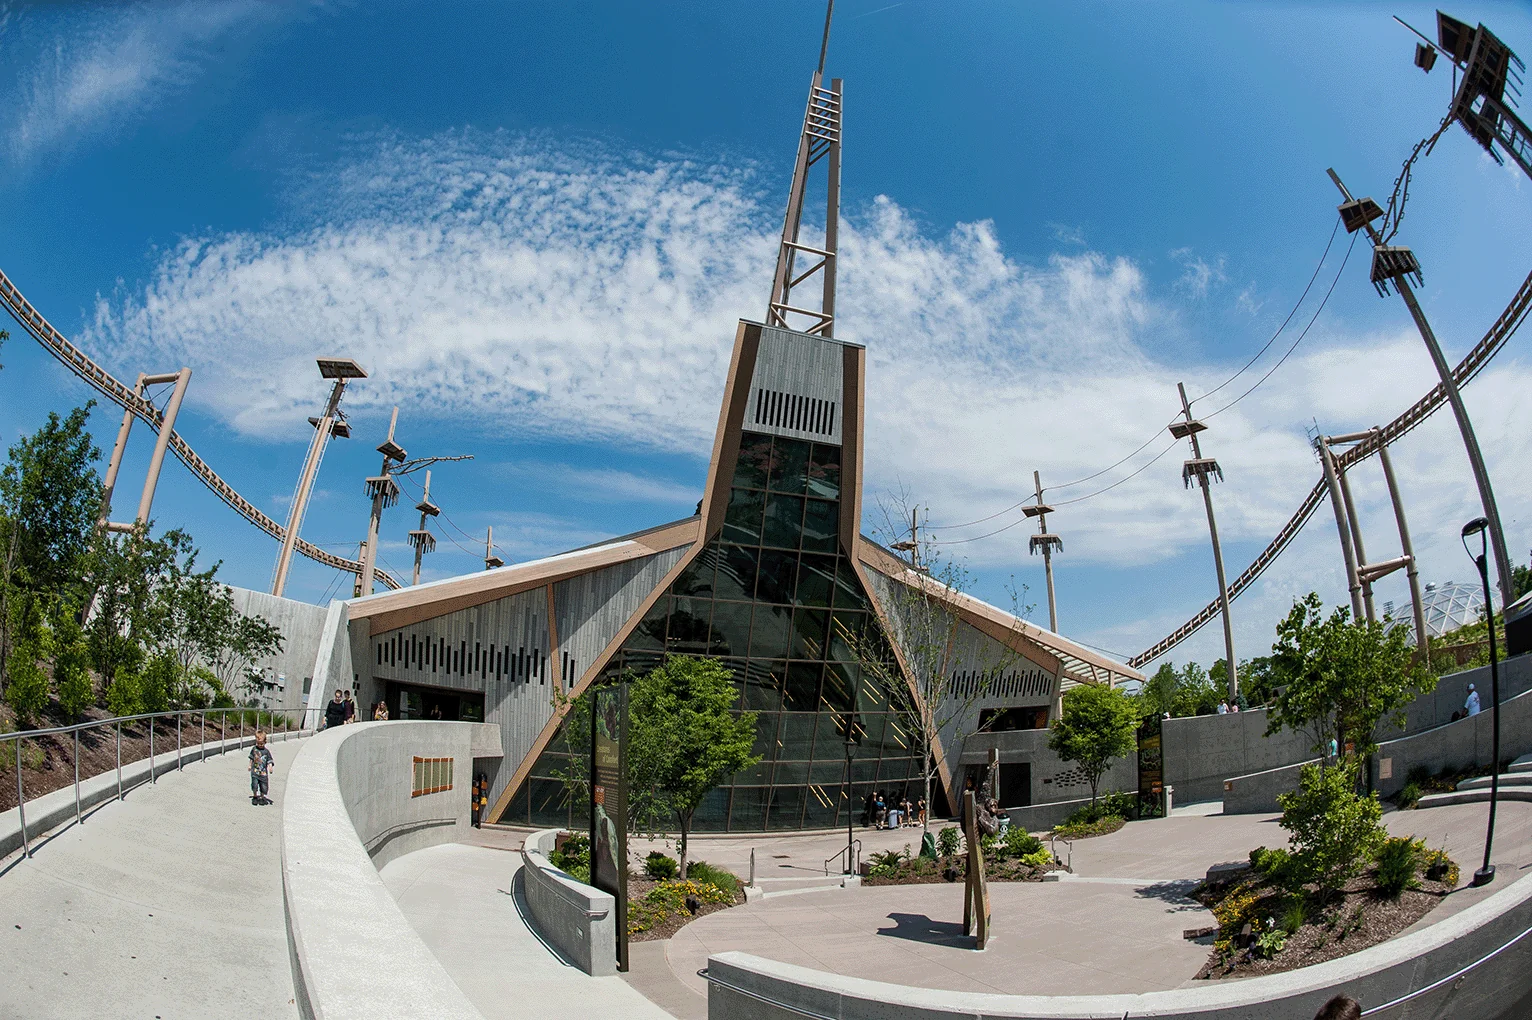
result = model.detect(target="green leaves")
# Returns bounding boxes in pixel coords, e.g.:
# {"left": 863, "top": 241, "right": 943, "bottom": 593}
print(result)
{"left": 1047, "top": 683, "right": 1138, "bottom": 804}
{"left": 1277, "top": 760, "right": 1385, "bottom": 899}
{"left": 1265, "top": 592, "right": 1435, "bottom": 758}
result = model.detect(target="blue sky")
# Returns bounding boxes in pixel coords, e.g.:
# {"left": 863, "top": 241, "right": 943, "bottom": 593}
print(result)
{"left": 2, "top": 0, "right": 1531, "bottom": 672}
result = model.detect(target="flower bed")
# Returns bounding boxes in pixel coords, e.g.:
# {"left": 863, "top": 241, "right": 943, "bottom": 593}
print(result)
{"left": 861, "top": 828, "right": 1061, "bottom": 885}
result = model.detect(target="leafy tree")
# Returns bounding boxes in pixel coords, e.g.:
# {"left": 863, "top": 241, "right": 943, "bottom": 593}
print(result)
{"left": 628, "top": 656, "right": 759, "bottom": 878}
{"left": 52, "top": 607, "right": 95, "bottom": 720}
{"left": 139, "top": 651, "right": 175, "bottom": 715}
{"left": 106, "top": 664, "right": 144, "bottom": 718}
{"left": 4, "top": 642, "right": 49, "bottom": 723}
{"left": 1237, "top": 655, "right": 1278, "bottom": 707}
{"left": 1138, "top": 659, "right": 1221, "bottom": 718}
{"left": 1265, "top": 593, "right": 1435, "bottom": 760}
{"left": 1047, "top": 683, "right": 1139, "bottom": 807}
{"left": 1278, "top": 759, "right": 1385, "bottom": 900}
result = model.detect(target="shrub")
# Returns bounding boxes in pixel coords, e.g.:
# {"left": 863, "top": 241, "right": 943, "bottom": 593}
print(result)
{"left": 1017, "top": 847, "right": 1053, "bottom": 868}
{"left": 936, "top": 825, "right": 961, "bottom": 857}
{"left": 1396, "top": 782, "right": 1422, "bottom": 809}
{"left": 685, "top": 860, "right": 738, "bottom": 896}
{"left": 106, "top": 665, "right": 144, "bottom": 717}
{"left": 1062, "top": 792, "right": 1136, "bottom": 828}
{"left": 55, "top": 641, "right": 94, "bottom": 720}
{"left": 4, "top": 650, "right": 50, "bottom": 724}
{"left": 1278, "top": 761, "right": 1385, "bottom": 900}
{"left": 644, "top": 851, "right": 678, "bottom": 880}
{"left": 1425, "top": 847, "right": 1460, "bottom": 887}
{"left": 1249, "top": 846, "right": 1294, "bottom": 888}
{"left": 1054, "top": 815, "right": 1125, "bottom": 839}
{"left": 1212, "top": 886, "right": 1263, "bottom": 954}
{"left": 1254, "top": 924, "right": 1288, "bottom": 959}
{"left": 548, "top": 832, "right": 590, "bottom": 878}
{"left": 1376, "top": 837, "right": 1424, "bottom": 898}
{"left": 1002, "top": 829, "right": 1044, "bottom": 858}
{"left": 626, "top": 878, "right": 733, "bottom": 935}
{"left": 867, "top": 848, "right": 908, "bottom": 877}
{"left": 139, "top": 652, "right": 175, "bottom": 714}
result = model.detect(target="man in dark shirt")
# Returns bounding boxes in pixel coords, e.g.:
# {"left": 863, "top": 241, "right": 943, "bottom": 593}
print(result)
{"left": 323, "top": 689, "right": 347, "bottom": 730}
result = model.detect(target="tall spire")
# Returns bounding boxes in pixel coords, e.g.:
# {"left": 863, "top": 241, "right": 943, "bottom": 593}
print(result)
{"left": 766, "top": 0, "right": 842, "bottom": 338}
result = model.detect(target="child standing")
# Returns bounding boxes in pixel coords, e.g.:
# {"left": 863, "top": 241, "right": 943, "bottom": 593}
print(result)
{"left": 249, "top": 732, "right": 275, "bottom": 806}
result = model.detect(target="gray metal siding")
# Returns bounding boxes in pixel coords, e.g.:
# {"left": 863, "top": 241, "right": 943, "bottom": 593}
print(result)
{"left": 554, "top": 545, "right": 688, "bottom": 683}
{"left": 746, "top": 324, "right": 848, "bottom": 444}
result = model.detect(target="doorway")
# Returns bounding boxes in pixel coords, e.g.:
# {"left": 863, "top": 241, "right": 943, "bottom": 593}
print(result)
{"left": 385, "top": 680, "right": 486, "bottom": 722}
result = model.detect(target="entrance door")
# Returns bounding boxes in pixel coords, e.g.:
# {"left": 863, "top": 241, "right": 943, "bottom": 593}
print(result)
{"left": 999, "top": 762, "right": 1031, "bottom": 808}
{"left": 386, "top": 680, "right": 486, "bottom": 722}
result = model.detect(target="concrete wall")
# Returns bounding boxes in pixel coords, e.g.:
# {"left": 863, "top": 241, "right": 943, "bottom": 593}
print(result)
{"left": 703, "top": 850, "right": 1532, "bottom": 1018}
{"left": 961, "top": 728, "right": 1136, "bottom": 812}
{"left": 1372, "top": 681, "right": 1532, "bottom": 799}
{"left": 226, "top": 586, "right": 330, "bottom": 713}
{"left": 281, "top": 720, "right": 498, "bottom": 1020}
{"left": 303, "top": 599, "right": 356, "bottom": 730}
{"left": 520, "top": 828, "right": 619, "bottom": 977}
{"left": 1222, "top": 758, "right": 1321, "bottom": 815}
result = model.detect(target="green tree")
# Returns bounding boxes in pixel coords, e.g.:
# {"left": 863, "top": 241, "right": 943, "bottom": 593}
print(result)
{"left": 106, "top": 664, "right": 144, "bottom": 718}
{"left": 1237, "top": 655, "right": 1278, "bottom": 707}
{"left": 1048, "top": 683, "right": 1139, "bottom": 807}
{"left": 4, "top": 642, "right": 49, "bottom": 723}
{"left": 1278, "top": 759, "right": 1385, "bottom": 900}
{"left": 1265, "top": 593, "right": 1435, "bottom": 760}
{"left": 52, "top": 606, "right": 95, "bottom": 720}
{"left": 1138, "top": 660, "right": 1221, "bottom": 718}
{"left": 628, "top": 656, "right": 760, "bottom": 878}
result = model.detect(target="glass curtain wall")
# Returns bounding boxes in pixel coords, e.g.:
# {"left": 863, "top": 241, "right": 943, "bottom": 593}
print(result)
{"left": 499, "top": 431, "right": 923, "bottom": 831}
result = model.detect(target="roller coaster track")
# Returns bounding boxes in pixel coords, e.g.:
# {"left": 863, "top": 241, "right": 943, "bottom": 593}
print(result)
{"left": 1130, "top": 265, "right": 1532, "bottom": 669}
{"left": 0, "top": 267, "right": 401, "bottom": 592}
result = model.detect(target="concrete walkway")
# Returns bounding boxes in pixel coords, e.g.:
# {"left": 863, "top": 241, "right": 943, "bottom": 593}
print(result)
{"left": 0, "top": 739, "right": 300, "bottom": 1019}
{"left": 380, "top": 841, "right": 673, "bottom": 1020}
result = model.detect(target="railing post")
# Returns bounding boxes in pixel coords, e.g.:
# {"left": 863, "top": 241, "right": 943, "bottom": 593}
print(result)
{"left": 74, "top": 728, "right": 82, "bottom": 826}
{"left": 149, "top": 717, "right": 155, "bottom": 784}
{"left": 116, "top": 721, "right": 123, "bottom": 800}
{"left": 201, "top": 711, "right": 206, "bottom": 755}
{"left": 16, "top": 736, "right": 28, "bottom": 859}
{"left": 177, "top": 714, "right": 182, "bottom": 770}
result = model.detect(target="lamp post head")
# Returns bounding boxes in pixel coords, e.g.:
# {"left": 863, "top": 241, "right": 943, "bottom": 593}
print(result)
{"left": 1462, "top": 517, "right": 1489, "bottom": 539}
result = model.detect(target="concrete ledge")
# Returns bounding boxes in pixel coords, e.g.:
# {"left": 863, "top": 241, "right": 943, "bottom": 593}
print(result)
{"left": 0, "top": 729, "right": 304, "bottom": 860}
{"left": 281, "top": 721, "right": 495, "bottom": 1020}
{"left": 1418, "top": 788, "right": 1532, "bottom": 809}
{"left": 705, "top": 863, "right": 1532, "bottom": 1018}
{"left": 520, "top": 827, "right": 618, "bottom": 977}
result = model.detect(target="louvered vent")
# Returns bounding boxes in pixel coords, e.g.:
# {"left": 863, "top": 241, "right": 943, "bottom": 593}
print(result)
{"left": 754, "top": 388, "right": 837, "bottom": 437}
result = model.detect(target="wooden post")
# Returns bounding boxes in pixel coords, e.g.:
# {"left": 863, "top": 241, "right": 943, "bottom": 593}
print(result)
{"left": 962, "top": 790, "right": 990, "bottom": 949}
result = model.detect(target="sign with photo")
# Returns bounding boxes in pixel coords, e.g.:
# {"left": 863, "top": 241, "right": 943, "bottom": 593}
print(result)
{"left": 590, "top": 683, "right": 629, "bottom": 971}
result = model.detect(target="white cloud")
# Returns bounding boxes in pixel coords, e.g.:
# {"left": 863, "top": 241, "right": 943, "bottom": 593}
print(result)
{"left": 1170, "top": 247, "right": 1227, "bottom": 298}
{"left": 81, "top": 130, "right": 1532, "bottom": 667}
{"left": 492, "top": 461, "right": 700, "bottom": 507}
{"left": 5, "top": 1, "right": 283, "bottom": 162}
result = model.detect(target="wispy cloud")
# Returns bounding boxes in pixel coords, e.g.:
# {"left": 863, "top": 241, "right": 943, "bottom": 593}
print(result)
{"left": 4, "top": 1, "right": 289, "bottom": 163}
{"left": 82, "top": 130, "right": 1532, "bottom": 663}
{"left": 494, "top": 461, "right": 700, "bottom": 507}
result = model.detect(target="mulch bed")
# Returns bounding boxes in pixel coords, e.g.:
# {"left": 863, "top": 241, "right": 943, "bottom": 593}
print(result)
{"left": 626, "top": 876, "right": 744, "bottom": 942}
{"left": 863, "top": 853, "right": 1061, "bottom": 886}
{"left": 1, "top": 701, "right": 290, "bottom": 814}
{"left": 1193, "top": 867, "right": 1456, "bottom": 980}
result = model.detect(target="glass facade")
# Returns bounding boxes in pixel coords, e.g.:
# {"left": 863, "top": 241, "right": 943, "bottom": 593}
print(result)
{"left": 498, "top": 430, "right": 923, "bottom": 831}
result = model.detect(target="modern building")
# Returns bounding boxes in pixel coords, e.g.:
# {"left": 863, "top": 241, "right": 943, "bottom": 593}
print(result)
{"left": 319, "top": 317, "right": 1139, "bottom": 831}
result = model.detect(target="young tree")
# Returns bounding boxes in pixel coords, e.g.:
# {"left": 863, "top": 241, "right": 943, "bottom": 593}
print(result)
{"left": 51, "top": 604, "right": 95, "bottom": 720}
{"left": 852, "top": 491, "right": 1029, "bottom": 836}
{"left": 1264, "top": 593, "right": 1435, "bottom": 760}
{"left": 1048, "top": 683, "right": 1139, "bottom": 807}
{"left": 628, "top": 656, "right": 759, "bottom": 879}
{"left": 1278, "top": 759, "right": 1385, "bottom": 901}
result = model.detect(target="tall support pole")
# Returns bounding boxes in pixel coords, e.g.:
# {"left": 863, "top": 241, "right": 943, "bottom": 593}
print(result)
{"left": 273, "top": 363, "right": 362, "bottom": 598}
{"left": 134, "top": 368, "right": 192, "bottom": 525}
{"left": 1318, "top": 438, "right": 1366, "bottom": 621}
{"left": 408, "top": 469, "right": 439, "bottom": 587}
{"left": 98, "top": 374, "right": 146, "bottom": 529}
{"left": 358, "top": 406, "right": 405, "bottom": 598}
{"left": 1377, "top": 435, "right": 1430, "bottom": 658}
{"left": 1172, "top": 383, "right": 1238, "bottom": 700}
{"left": 1024, "top": 471, "right": 1062, "bottom": 634}
{"left": 1328, "top": 169, "right": 1514, "bottom": 607}
{"left": 766, "top": 1, "right": 841, "bottom": 338}
{"left": 484, "top": 526, "right": 504, "bottom": 571}
{"left": 1336, "top": 464, "right": 1376, "bottom": 622}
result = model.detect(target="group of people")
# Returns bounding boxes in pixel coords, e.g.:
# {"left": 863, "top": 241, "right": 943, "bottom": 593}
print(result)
{"left": 863, "top": 792, "right": 926, "bottom": 829}
{"left": 1214, "top": 699, "right": 1242, "bottom": 715}
{"left": 322, "top": 688, "right": 359, "bottom": 729}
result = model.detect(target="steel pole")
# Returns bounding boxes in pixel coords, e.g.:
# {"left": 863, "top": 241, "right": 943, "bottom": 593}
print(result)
{"left": 135, "top": 368, "right": 192, "bottom": 525}
{"left": 1328, "top": 169, "right": 1514, "bottom": 605}
{"left": 1377, "top": 436, "right": 1430, "bottom": 657}
{"left": 1319, "top": 441, "right": 1366, "bottom": 621}
{"left": 359, "top": 487, "right": 385, "bottom": 597}
{"left": 98, "top": 374, "right": 144, "bottom": 528}
{"left": 1475, "top": 546, "right": 1503, "bottom": 887}
{"left": 116, "top": 721, "right": 122, "bottom": 800}
{"left": 1336, "top": 466, "right": 1376, "bottom": 622}
{"left": 74, "top": 729, "right": 81, "bottom": 825}
{"left": 16, "top": 737, "right": 27, "bottom": 859}
{"left": 1177, "top": 384, "right": 1237, "bottom": 700}
{"left": 149, "top": 717, "right": 155, "bottom": 784}
{"left": 273, "top": 377, "right": 348, "bottom": 597}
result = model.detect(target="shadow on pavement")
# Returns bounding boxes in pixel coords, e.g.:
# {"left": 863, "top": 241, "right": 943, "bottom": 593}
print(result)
{"left": 1134, "top": 879, "right": 1203, "bottom": 911}
{"left": 876, "top": 912, "right": 971, "bottom": 948}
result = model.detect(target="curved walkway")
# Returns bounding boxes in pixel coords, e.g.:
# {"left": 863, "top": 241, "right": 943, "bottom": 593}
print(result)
{"left": 0, "top": 739, "right": 301, "bottom": 1019}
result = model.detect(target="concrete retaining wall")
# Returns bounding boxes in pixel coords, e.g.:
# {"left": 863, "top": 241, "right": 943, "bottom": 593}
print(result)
{"left": 0, "top": 728, "right": 305, "bottom": 861}
{"left": 704, "top": 847, "right": 1532, "bottom": 1018}
{"left": 1221, "top": 758, "right": 1321, "bottom": 815}
{"left": 1371, "top": 680, "right": 1532, "bottom": 799}
{"left": 226, "top": 586, "right": 330, "bottom": 713}
{"left": 281, "top": 720, "right": 500, "bottom": 1020}
{"left": 961, "top": 728, "right": 1136, "bottom": 814}
{"left": 520, "top": 827, "right": 619, "bottom": 977}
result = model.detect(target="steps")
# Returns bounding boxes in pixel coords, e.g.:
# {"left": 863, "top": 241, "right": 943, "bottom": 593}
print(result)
{"left": 1417, "top": 787, "right": 1532, "bottom": 809}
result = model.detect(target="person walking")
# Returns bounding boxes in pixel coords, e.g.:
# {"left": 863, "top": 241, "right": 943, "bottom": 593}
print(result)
{"left": 1465, "top": 683, "right": 1482, "bottom": 717}
{"left": 249, "top": 732, "right": 275, "bottom": 806}
{"left": 342, "top": 690, "right": 357, "bottom": 724}
{"left": 323, "top": 689, "right": 346, "bottom": 731}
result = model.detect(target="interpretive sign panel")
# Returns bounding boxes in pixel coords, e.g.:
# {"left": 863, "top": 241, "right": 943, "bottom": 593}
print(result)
{"left": 1137, "top": 715, "right": 1164, "bottom": 820}
{"left": 590, "top": 683, "right": 629, "bottom": 971}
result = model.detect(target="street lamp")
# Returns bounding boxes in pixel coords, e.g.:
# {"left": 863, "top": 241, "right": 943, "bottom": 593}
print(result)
{"left": 1462, "top": 516, "right": 1503, "bottom": 887}
{"left": 843, "top": 715, "right": 859, "bottom": 876}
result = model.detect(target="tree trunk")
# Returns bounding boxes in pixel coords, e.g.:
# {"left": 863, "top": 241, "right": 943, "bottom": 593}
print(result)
{"left": 677, "top": 808, "right": 692, "bottom": 880}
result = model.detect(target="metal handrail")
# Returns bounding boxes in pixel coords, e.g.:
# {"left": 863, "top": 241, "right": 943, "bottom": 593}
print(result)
{"left": 5, "top": 707, "right": 307, "bottom": 860}
{"left": 823, "top": 839, "right": 861, "bottom": 876}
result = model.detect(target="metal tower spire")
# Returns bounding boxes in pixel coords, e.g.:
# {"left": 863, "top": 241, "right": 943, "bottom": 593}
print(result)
{"left": 1024, "top": 471, "right": 1063, "bottom": 633}
{"left": 766, "top": 0, "right": 842, "bottom": 338}
{"left": 407, "top": 469, "right": 439, "bottom": 586}
{"left": 1172, "top": 382, "right": 1238, "bottom": 700}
